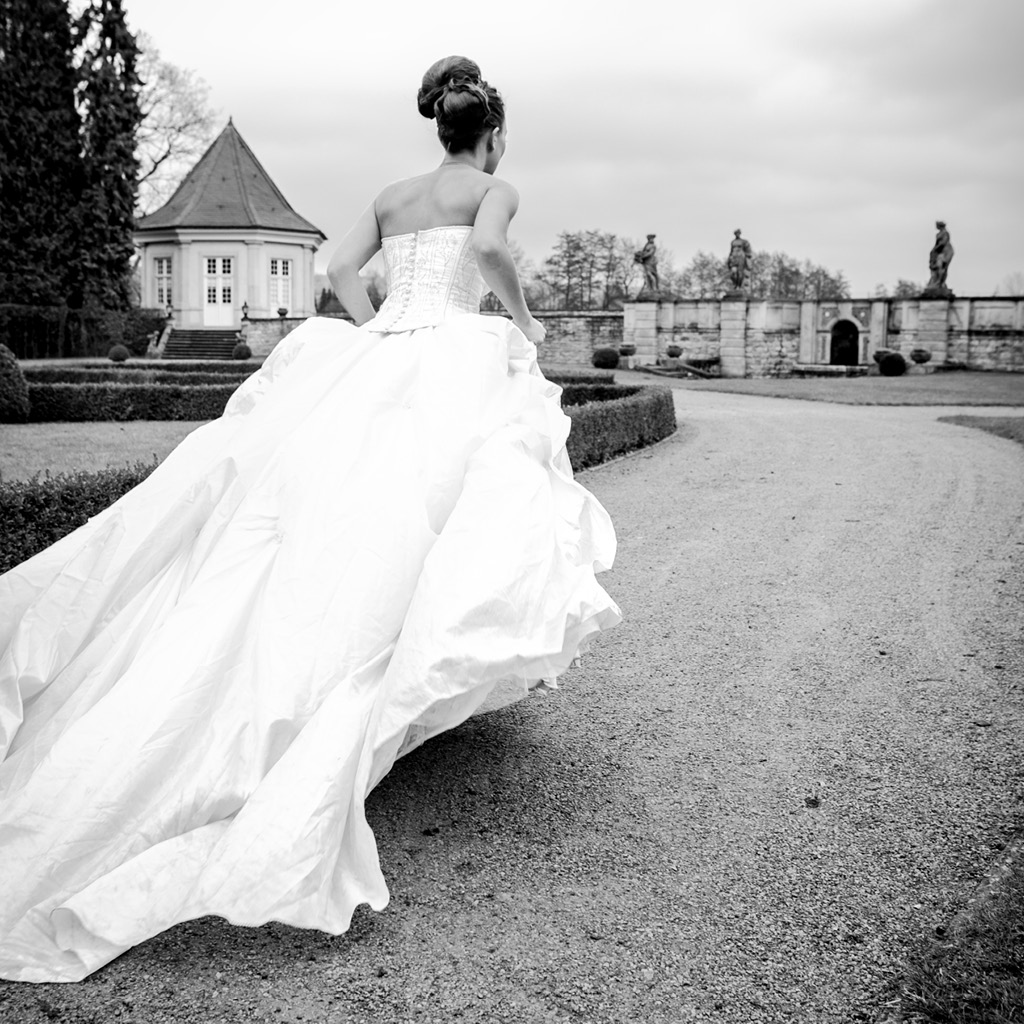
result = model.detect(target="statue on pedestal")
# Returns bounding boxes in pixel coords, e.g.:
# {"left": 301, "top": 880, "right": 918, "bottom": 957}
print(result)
{"left": 634, "top": 234, "right": 660, "bottom": 299}
{"left": 922, "top": 221, "right": 954, "bottom": 297}
{"left": 726, "top": 229, "right": 752, "bottom": 295}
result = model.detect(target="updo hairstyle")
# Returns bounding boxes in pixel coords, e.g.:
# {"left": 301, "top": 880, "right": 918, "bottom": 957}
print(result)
{"left": 417, "top": 56, "right": 505, "bottom": 153}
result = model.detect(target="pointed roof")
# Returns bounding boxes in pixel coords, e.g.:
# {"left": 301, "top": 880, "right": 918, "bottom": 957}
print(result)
{"left": 135, "top": 119, "right": 324, "bottom": 239}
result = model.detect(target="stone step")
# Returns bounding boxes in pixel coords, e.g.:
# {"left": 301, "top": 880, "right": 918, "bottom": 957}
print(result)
{"left": 792, "top": 364, "right": 870, "bottom": 377}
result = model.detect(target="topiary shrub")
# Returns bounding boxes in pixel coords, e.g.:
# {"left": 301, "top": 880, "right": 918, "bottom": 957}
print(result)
{"left": 0, "top": 342, "right": 31, "bottom": 422}
{"left": 232, "top": 341, "right": 252, "bottom": 360}
{"left": 591, "top": 347, "right": 620, "bottom": 370}
{"left": 910, "top": 348, "right": 932, "bottom": 364}
{"left": 878, "top": 351, "right": 908, "bottom": 377}
{"left": 108, "top": 344, "right": 130, "bottom": 362}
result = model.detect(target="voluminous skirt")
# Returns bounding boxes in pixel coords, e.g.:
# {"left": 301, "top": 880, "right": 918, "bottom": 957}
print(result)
{"left": 0, "top": 314, "right": 620, "bottom": 982}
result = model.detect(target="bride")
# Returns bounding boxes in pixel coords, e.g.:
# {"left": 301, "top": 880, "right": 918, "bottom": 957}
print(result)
{"left": 0, "top": 56, "right": 620, "bottom": 983}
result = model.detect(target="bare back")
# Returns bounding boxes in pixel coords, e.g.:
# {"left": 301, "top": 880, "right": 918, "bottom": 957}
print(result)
{"left": 374, "top": 165, "right": 499, "bottom": 238}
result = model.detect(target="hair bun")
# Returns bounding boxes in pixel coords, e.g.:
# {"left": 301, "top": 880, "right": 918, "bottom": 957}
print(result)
{"left": 417, "top": 55, "right": 483, "bottom": 120}
{"left": 416, "top": 55, "right": 505, "bottom": 154}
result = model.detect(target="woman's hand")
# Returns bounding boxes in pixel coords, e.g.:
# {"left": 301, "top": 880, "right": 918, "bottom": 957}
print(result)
{"left": 514, "top": 315, "right": 546, "bottom": 345}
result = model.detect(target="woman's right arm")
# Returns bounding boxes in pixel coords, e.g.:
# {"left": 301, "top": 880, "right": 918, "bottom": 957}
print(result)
{"left": 471, "top": 182, "right": 545, "bottom": 344}
{"left": 327, "top": 203, "right": 382, "bottom": 327}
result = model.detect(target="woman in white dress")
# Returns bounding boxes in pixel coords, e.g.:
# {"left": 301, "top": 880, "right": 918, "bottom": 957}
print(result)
{"left": 0, "top": 56, "right": 620, "bottom": 983}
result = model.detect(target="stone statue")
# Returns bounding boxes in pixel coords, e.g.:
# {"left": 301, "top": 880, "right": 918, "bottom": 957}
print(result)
{"left": 726, "top": 229, "right": 752, "bottom": 293}
{"left": 634, "top": 234, "right": 660, "bottom": 297}
{"left": 923, "top": 220, "right": 954, "bottom": 297}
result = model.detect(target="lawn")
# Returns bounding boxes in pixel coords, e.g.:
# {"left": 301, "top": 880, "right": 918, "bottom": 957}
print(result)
{"left": 940, "top": 415, "right": 1024, "bottom": 448}
{"left": 668, "top": 371, "right": 1024, "bottom": 406}
{"left": 0, "top": 420, "right": 206, "bottom": 482}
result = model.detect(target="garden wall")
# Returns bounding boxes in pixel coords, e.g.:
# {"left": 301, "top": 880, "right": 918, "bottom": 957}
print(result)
{"left": 624, "top": 296, "right": 1024, "bottom": 377}
{"left": 241, "top": 310, "right": 626, "bottom": 365}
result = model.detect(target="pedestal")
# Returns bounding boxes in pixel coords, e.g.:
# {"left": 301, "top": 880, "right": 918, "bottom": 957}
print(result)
{"left": 720, "top": 299, "right": 748, "bottom": 377}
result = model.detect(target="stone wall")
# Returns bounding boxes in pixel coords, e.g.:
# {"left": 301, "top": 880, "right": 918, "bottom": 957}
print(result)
{"left": 624, "top": 296, "right": 1024, "bottom": 376}
{"left": 528, "top": 311, "right": 623, "bottom": 364}
{"left": 242, "top": 310, "right": 626, "bottom": 365}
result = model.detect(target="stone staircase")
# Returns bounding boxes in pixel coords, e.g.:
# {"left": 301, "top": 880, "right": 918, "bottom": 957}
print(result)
{"left": 162, "top": 329, "right": 238, "bottom": 360}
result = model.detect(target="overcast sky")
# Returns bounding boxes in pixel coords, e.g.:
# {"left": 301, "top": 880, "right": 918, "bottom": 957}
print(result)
{"left": 124, "top": 0, "right": 1024, "bottom": 297}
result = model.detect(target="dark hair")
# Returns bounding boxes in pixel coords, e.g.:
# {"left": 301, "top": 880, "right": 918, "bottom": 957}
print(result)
{"left": 417, "top": 56, "right": 504, "bottom": 153}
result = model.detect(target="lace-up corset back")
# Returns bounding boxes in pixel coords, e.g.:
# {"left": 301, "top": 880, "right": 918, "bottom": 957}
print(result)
{"left": 370, "top": 226, "right": 486, "bottom": 332}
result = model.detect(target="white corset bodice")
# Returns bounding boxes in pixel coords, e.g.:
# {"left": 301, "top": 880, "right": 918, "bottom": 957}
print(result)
{"left": 367, "top": 225, "right": 487, "bottom": 332}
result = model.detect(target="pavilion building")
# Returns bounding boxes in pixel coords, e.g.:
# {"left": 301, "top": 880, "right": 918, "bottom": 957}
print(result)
{"left": 134, "top": 119, "right": 325, "bottom": 345}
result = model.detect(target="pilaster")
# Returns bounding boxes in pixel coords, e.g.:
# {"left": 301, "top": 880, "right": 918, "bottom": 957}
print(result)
{"left": 720, "top": 299, "right": 748, "bottom": 377}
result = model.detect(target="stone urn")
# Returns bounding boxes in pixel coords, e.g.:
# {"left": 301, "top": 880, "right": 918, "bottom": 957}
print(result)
{"left": 618, "top": 342, "right": 636, "bottom": 369}
{"left": 665, "top": 343, "right": 683, "bottom": 367}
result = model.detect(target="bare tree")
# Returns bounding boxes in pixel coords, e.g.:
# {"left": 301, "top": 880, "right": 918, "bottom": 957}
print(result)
{"left": 134, "top": 32, "right": 217, "bottom": 214}
{"left": 891, "top": 279, "right": 922, "bottom": 298}
{"left": 994, "top": 270, "right": 1024, "bottom": 296}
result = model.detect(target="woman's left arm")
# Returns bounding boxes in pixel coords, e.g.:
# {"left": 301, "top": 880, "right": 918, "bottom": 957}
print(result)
{"left": 326, "top": 203, "right": 382, "bottom": 326}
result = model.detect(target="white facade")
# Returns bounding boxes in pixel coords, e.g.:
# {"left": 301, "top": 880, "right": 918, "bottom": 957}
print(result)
{"left": 137, "top": 228, "right": 318, "bottom": 330}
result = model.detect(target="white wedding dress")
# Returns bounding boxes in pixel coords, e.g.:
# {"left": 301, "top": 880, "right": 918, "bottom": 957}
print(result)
{"left": 0, "top": 225, "right": 620, "bottom": 983}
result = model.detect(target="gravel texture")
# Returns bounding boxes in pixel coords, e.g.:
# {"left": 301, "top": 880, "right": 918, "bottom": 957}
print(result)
{"left": 2, "top": 384, "right": 1023, "bottom": 1023}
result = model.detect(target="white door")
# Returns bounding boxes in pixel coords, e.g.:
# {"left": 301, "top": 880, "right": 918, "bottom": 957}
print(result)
{"left": 203, "top": 257, "right": 235, "bottom": 327}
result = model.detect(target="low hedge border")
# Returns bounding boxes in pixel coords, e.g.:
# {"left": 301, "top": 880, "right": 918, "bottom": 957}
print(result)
{"left": 543, "top": 370, "right": 615, "bottom": 385}
{"left": 26, "top": 366, "right": 606, "bottom": 385}
{"left": 25, "top": 371, "right": 621, "bottom": 422}
{"left": 0, "top": 461, "right": 158, "bottom": 574}
{"left": 24, "top": 367, "right": 254, "bottom": 386}
{"left": 564, "top": 383, "right": 677, "bottom": 470}
{"left": 77, "top": 360, "right": 259, "bottom": 373}
{"left": 28, "top": 383, "right": 237, "bottom": 422}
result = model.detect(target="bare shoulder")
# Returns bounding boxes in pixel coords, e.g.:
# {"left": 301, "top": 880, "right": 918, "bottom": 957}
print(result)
{"left": 478, "top": 176, "right": 520, "bottom": 212}
{"left": 373, "top": 174, "right": 429, "bottom": 210}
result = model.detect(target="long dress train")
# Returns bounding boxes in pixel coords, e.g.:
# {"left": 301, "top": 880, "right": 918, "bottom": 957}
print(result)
{"left": 0, "top": 225, "right": 620, "bottom": 982}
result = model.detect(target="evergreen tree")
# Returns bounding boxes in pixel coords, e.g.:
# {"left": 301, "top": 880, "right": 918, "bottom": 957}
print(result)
{"left": 0, "top": 0, "right": 82, "bottom": 304}
{"left": 72, "top": 0, "right": 141, "bottom": 310}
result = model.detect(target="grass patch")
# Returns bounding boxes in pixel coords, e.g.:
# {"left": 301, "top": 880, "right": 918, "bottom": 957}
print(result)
{"left": 0, "top": 420, "right": 206, "bottom": 482}
{"left": 893, "top": 835, "right": 1024, "bottom": 1024}
{"left": 669, "top": 372, "right": 1024, "bottom": 406}
{"left": 939, "top": 416, "right": 1024, "bottom": 448}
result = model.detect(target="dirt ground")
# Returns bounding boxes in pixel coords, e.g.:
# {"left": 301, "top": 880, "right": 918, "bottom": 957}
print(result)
{"left": 1, "top": 385, "right": 1022, "bottom": 1023}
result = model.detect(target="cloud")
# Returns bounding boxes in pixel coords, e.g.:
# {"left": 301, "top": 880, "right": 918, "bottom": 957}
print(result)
{"left": 127, "top": 0, "right": 1024, "bottom": 294}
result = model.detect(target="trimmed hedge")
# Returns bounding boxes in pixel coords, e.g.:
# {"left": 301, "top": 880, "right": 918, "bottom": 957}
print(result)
{"left": 76, "top": 360, "right": 258, "bottom": 374}
{"left": 28, "top": 382, "right": 237, "bottom": 421}
{"left": 0, "top": 343, "right": 31, "bottom": 423}
{"left": 544, "top": 370, "right": 615, "bottom": 386}
{"left": 0, "top": 461, "right": 158, "bottom": 574}
{"left": 565, "top": 384, "right": 676, "bottom": 469}
{"left": 24, "top": 366, "right": 254, "bottom": 386}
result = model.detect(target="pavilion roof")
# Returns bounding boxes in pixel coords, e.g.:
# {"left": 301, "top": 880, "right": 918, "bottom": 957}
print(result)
{"left": 135, "top": 119, "right": 324, "bottom": 239}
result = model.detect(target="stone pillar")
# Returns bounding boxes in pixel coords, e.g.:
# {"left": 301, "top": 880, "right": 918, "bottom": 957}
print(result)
{"left": 868, "top": 301, "right": 888, "bottom": 360}
{"left": 798, "top": 302, "right": 816, "bottom": 363}
{"left": 624, "top": 301, "right": 658, "bottom": 365}
{"left": 917, "top": 299, "right": 950, "bottom": 363}
{"left": 179, "top": 241, "right": 198, "bottom": 328}
{"left": 720, "top": 299, "right": 748, "bottom": 377}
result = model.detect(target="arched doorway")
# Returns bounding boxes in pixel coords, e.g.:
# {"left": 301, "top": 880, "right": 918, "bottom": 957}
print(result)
{"left": 830, "top": 320, "right": 859, "bottom": 365}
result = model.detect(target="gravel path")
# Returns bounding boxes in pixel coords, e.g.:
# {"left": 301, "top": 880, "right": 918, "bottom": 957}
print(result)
{"left": 2, "top": 387, "right": 1022, "bottom": 1023}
